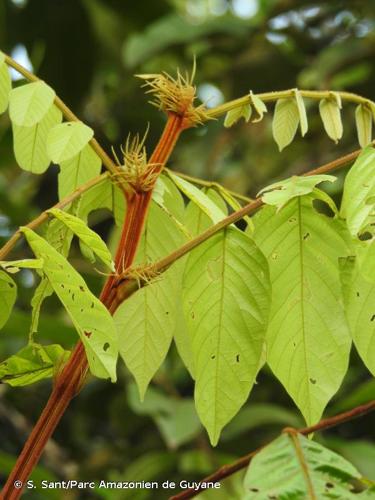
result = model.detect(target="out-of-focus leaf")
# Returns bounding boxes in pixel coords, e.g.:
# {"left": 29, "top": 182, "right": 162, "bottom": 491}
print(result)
{"left": 224, "top": 104, "right": 251, "bottom": 127}
{"left": 0, "top": 52, "right": 12, "bottom": 114}
{"left": 0, "top": 270, "right": 17, "bottom": 329}
{"left": 0, "top": 343, "right": 70, "bottom": 386}
{"left": 326, "top": 437, "right": 375, "bottom": 481}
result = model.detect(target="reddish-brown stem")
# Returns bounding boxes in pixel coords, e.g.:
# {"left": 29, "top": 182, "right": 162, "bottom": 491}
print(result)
{"left": 2, "top": 113, "right": 184, "bottom": 499}
{"left": 170, "top": 399, "right": 375, "bottom": 500}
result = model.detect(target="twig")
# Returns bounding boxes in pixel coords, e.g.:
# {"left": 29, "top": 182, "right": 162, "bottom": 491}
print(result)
{"left": 170, "top": 400, "right": 375, "bottom": 500}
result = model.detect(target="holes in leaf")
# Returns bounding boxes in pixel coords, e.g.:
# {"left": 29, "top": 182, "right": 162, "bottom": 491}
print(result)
{"left": 356, "top": 291, "right": 360, "bottom": 297}
{"left": 91, "top": 302, "right": 94, "bottom": 308}
{"left": 84, "top": 331, "right": 92, "bottom": 338}
{"left": 8, "top": 282, "right": 14, "bottom": 288}
{"left": 371, "top": 314, "right": 375, "bottom": 322}
{"left": 211, "top": 355, "right": 216, "bottom": 360}
{"left": 288, "top": 217, "right": 296, "bottom": 223}
{"left": 303, "top": 232, "right": 310, "bottom": 240}
{"left": 325, "top": 482, "right": 334, "bottom": 489}
{"left": 103, "top": 343, "right": 110, "bottom": 352}
{"left": 80, "top": 286, "right": 84, "bottom": 292}
{"left": 249, "top": 488, "right": 259, "bottom": 492}
{"left": 236, "top": 354, "right": 240, "bottom": 363}
{"left": 309, "top": 378, "right": 316, "bottom": 384}
{"left": 165, "top": 311, "right": 169, "bottom": 315}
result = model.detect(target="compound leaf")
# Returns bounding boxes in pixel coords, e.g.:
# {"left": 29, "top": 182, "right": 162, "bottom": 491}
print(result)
{"left": 340, "top": 146, "right": 375, "bottom": 237}
{"left": 319, "top": 94, "right": 343, "bottom": 143}
{"left": 0, "top": 344, "right": 70, "bottom": 386}
{"left": 183, "top": 228, "right": 270, "bottom": 445}
{"left": 224, "top": 104, "right": 251, "bottom": 127}
{"left": 9, "top": 81, "right": 55, "bottom": 127}
{"left": 58, "top": 144, "right": 102, "bottom": 199}
{"left": 0, "top": 53, "right": 11, "bottom": 114}
{"left": 244, "top": 433, "right": 363, "bottom": 499}
{"left": 47, "top": 121, "right": 94, "bottom": 163}
{"left": 253, "top": 196, "right": 351, "bottom": 425}
{"left": 12, "top": 105, "right": 62, "bottom": 174}
{"left": 47, "top": 208, "right": 115, "bottom": 271}
{"left": 0, "top": 270, "right": 17, "bottom": 329}
{"left": 272, "top": 98, "right": 300, "bottom": 151}
{"left": 21, "top": 227, "right": 118, "bottom": 382}
{"left": 355, "top": 103, "right": 373, "bottom": 148}
{"left": 114, "top": 181, "right": 185, "bottom": 399}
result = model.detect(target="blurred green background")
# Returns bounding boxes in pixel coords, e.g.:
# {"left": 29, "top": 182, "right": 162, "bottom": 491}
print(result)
{"left": 0, "top": 0, "right": 374, "bottom": 498}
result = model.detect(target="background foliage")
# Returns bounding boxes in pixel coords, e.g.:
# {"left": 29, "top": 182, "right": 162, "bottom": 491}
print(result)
{"left": 0, "top": 0, "right": 374, "bottom": 498}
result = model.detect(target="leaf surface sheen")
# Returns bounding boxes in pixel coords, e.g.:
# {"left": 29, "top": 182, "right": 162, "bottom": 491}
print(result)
{"left": 9, "top": 81, "right": 55, "bottom": 126}
{"left": 253, "top": 196, "right": 351, "bottom": 425}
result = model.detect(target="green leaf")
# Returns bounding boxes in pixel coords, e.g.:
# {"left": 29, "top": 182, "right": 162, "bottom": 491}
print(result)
{"left": 58, "top": 143, "right": 102, "bottom": 199}
{"left": 253, "top": 197, "right": 351, "bottom": 425}
{"left": 355, "top": 103, "right": 373, "bottom": 148}
{"left": 30, "top": 277, "right": 53, "bottom": 342}
{"left": 114, "top": 183, "right": 185, "bottom": 399}
{"left": 0, "top": 270, "right": 17, "bottom": 329}
{"left": 176, "top": 188, "right": 229, "bottom": 378}
{"left": 0, "top": 53, "right": 11, "bottom": 114}
{"left": 243, "top": 433, "right": 363, "bottom": 499}
{"left": 46, "top": 121, "right": 94, "bottom": 163}
{"left": 340, "top": 146, "right": 375, "bottom": 236}
{"left": 272, "top": 97, "right": 300, "bottom": 151}
{"left": 319, "top": 93, "right": 343, "bottom": 143}
{"left": 224, "top": 104, "right": 251, "bottom": 127}
{"left": 12, "top": 105, "right": 62, "bottom": 174}
{"left": 294, "top": 89, "right": 308, "bottom": 136}
{"left": 182, "top": 228, "right": 271, "bottom": 445}
{"left": 47, "top": 208, "right": 115, "bottom": 271}
{"left": 258, "top": 175, "right": 336, "bottom": 210}
{"left": 21, "top": 227, "right": 118, "bottom": 382}
{"left": 0, "top": 344, "right": 70, "bottom": 386}
{"left": 168, "top": 172, "right": 226, "bottom": 224}
{"left": 127, "top": 384, "right": 201, "bottom": 449}
{"left": 0, "top": 258, "right": 44, "bottom": 273}
{"left": 250, "top": 91, "right": 267, "bottom": 123}
{"left": 9, "top": 81, "right": 55, "bottom": 126}
{"left": 340, "top": 249, "right": 375, "bottom": 377}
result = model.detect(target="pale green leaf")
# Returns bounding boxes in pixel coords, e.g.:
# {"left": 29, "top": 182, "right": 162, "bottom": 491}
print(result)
{"left": 47, "top": 208, "right": 115, "bottom": 271}
{"left": 340, "top": 249, "right": 375, "bottom": 377}
{"left": 250, "top": 91, "right": 267, "bottom": 122}
{"left": 127, "top": 384, "right": 201, "bottom": 449}
{"left": 319, "top": 94, "right": 343, "bottom": 143}
{"left": 58, "top": 143, "right": 101, "bottom": 199}
{"left": 253, "top": 197, "right": 351, "bottom": 425}
{"left": 47, "top": 121, "right": 94, "bottom": 163}
{"left": 0, "top": 53, "right": 11, "bottom": 114}
{"left": 12, "top": 105, "right": 62, "bottom": 174}
{"left": 0, "top": 344, "right": 70, "bottom": 386}
{"left": 258, "top": 174, "right": 336, "bottom": 210}
{"left": 168, "top": 172, "right": 226, "bottom": 224}
{"left": 0, "top": 270, "right": 17, "bottom": 329}
{"left": 176, "top": 188, "right": 229, "bottom": 378}
{"left": 355, "top": 103, "right": 373, "bottom": 148}
{"left": 21, "top": 227, "right": 118, "bottom": 382}
{"left": 30, "top": 277, "right": 53, "bottom": 341}
{"left": 9, "top": 81, "right": 55, "bottom": 126}
{"left": 183, "top": 228, "right": 270, "bottom": 445}
{"left": 114, "top": 183, "right": 186, "bottom": 399}
{"left": 272, "top": 98, "right": 300, "bottom": 151}
{"left": 340, "top": 146, "right": 375, "bottom": 236}
{"left": 0, "top": 258, "right": 43, "bottom": 273}
{"left": 224, "top": 104, "right": 251, "bottom": 127}
{"left": 293, "top": 89, "right": 308, "bottom": 136}
{"left": 244, "top": 433, "right": 363, "bottom": 499}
